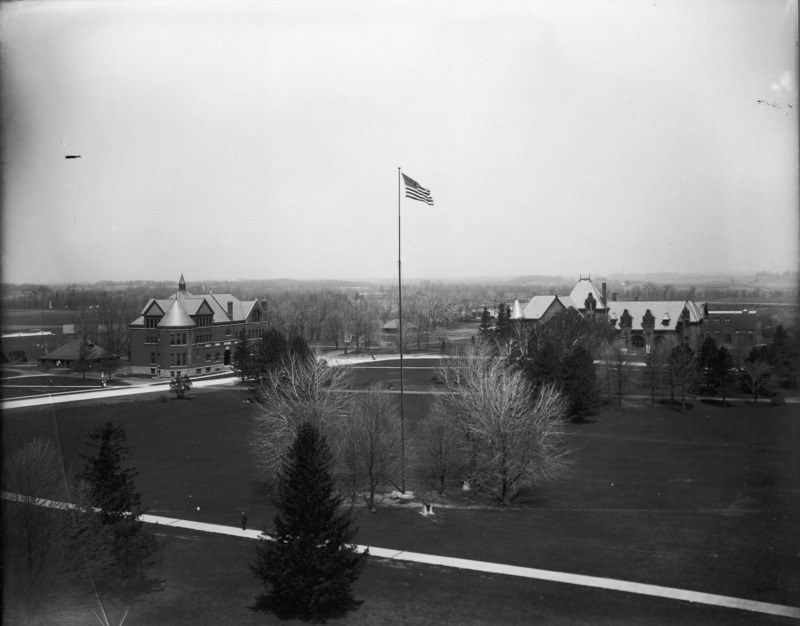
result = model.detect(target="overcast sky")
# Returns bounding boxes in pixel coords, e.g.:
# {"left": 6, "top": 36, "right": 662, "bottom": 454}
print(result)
{"left": 1, "top": 0, "right": 797, "bottom": 285}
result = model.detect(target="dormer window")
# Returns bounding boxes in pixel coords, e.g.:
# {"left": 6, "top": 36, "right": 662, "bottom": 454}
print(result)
{"left": 661, "top": 313, "right": 671, "bottom": 327}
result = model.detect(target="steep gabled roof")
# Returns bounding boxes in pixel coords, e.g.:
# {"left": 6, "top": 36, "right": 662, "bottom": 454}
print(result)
{"left": 569, "top": 278, "right": 606, "bottom": 311}
{"left": 521, "top": 295, "right": 568, "bottom": 321}
{"left": 606, "top": 300, "right": 703, "bottom": 332}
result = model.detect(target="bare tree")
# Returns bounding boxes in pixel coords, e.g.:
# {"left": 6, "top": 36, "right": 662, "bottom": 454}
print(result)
{"left": 601, "top": 344, "right": 635, "bottom": 407}
{"left": 340, "top": 383, "right": 402, "bottom": 510}
{"left": 669, "top": 344, "right": 699, "bottom": 411}
{"left": 641, "top": 342, "right": 669, "bottom": 406}
{"left": 3, "top": 440, "right": 115, "bottom": 623}
{"left": 250, "top": 352, "right": 353, "bottom": 485}
{"left": 742, "top": 359, "right": 771, "bottom": 403}
{"left": 417, "top": 394, "right": 464, "bottom": 496}
{"left": 433, "top": 339, "right": 570, "bottom": 505}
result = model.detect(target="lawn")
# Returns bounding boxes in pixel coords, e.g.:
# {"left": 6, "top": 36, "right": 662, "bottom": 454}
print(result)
{"left": 18, "top": 524, "right": 791, "bottom": 626}
{"left": 1, "top": 364, "right": 798, "bottom": 623}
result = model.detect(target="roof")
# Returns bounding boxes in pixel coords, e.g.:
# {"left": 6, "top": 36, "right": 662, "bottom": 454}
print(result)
{"left": 158, "top": 298, "right": 196, "bottom": 328}
{"left": 382, "top": 319, "right": 418, "bottom": 331}
{"left": 520, "top": 295, "right": 569, "bottom": 321}
{"left": 131, "top": 276, "right": 264, "bottom": 327}
{"left": 569, "top": 278, "right": 606, "bottom": 311}
{"left": 38, "top": 339, "right": 115, "bottom": 362}
{"left": 605, "top": 300, "right": 704, "bottom": 331}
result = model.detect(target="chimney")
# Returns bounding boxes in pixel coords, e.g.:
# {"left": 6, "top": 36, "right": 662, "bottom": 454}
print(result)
{"left": 227, "top": 301, "right": 233, "bottom": 318}
{"left": 601, "top": 282, "right": 607, "bottom": 306}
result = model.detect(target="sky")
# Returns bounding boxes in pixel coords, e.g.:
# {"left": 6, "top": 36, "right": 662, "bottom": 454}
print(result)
{"left": 1, "top": 0, "right": 798, "bottom": 285}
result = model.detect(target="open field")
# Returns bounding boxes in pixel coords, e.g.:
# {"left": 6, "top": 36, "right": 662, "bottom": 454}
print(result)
{"left": 1, "top": 360, "right": 798, "bottom": 623}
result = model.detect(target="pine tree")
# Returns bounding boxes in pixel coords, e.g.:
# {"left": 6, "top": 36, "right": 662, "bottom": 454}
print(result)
{"left": 79, "top": 422, "right": 160, "bottom": 581}
{"left": 251, "top": 421, "right": 366, "bottom": 618}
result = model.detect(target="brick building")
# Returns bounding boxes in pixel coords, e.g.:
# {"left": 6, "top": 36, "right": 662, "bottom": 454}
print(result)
{"left": 513, "top": 276, "right": 707, "bottom": 353}
{"left": 128, "top": 275, "right": 270, "bottom": 377}
{"left": 705, "top": 308, "right": 761, "bottom": 354}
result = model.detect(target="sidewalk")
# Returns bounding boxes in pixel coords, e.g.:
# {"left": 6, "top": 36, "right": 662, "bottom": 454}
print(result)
{"left": 2, "top": 490, "right": 798, "bottom": 620}
{"left": 0, "top": 373, "right": 240, "bottom": 410}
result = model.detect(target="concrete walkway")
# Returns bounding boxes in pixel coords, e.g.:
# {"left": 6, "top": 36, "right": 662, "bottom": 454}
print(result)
{"left": 0, "top": 373, "right": 242, "bottom": 410}
{"left": 2, "top": 491, "right": 798, "bottom": 620}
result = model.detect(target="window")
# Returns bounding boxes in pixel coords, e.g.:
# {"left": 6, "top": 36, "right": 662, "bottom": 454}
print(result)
{"left": 205, "top": 353, "right": 211, "bottom": 363}
{"left": 724, "top": 317, "right": 731, "bottom": 324}
{"left": 150, "top": 352, "right": 156, "bottom": 364}
{"left": 225, "top": 328, "right": 232, "bottom": 336}
{"left": 170, "top": 354, "right": 175, "bottom": 366}
{"left": 145, "top": 317, "right": 159, "bottom": 328}
{"left": 631, "top": 335, "right": 645, "bottom": 348}
{"left": 215, "top": 352, "right": 220, "bottom": 362}
{"left": 724, "top": 334, "right": 732, "bottom": 343}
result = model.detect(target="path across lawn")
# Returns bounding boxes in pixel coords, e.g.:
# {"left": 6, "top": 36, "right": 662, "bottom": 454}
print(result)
{"left": 3, "top": 491, "right": 798, "bottom": 621}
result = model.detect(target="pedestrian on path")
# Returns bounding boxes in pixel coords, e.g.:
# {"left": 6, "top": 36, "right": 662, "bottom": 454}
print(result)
{"left": 241, "top": 512, "right": 247, "bottom": 531}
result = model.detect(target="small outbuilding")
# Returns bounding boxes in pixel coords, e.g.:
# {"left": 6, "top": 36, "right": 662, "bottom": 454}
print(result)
{"left": 38, "top": 338, "right": 116, "bottom": 368}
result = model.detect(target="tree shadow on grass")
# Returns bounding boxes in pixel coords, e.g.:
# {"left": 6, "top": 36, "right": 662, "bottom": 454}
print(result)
{"left": 96, "top": 573, "right": 167, "bottom": 605}
{"left": 249, "top": 592, "right": 363, "bottom": 623}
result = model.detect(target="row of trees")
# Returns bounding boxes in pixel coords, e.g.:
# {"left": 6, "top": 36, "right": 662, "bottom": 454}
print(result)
{"left": 3, "top": 423, "right": 159, "bottom": 623}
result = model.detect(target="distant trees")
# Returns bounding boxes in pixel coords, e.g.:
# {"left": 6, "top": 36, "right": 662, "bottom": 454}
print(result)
{"left": 251, "top": 422, "right": 366, "bottom": 619}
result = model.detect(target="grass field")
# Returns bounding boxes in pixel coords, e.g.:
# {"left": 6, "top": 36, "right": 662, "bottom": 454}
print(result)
{"left": 1, "top": 360, "right": 799, "bottom": 624}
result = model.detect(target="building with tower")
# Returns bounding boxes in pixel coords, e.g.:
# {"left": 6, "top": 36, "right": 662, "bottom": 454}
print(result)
{"left": 128, "top": 275, "right": 270, "bottom": 377}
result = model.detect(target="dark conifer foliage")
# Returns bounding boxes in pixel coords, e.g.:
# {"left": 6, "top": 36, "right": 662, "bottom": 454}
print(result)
{"left": 79, "top": 422, "right": 160, "bottom": 580}
{"left": 251, "top": 421, "right": 366, "bottom": 619}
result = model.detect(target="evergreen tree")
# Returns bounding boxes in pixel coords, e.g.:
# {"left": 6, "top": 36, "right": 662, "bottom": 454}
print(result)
{"left": 478, "top": 307, "right": 492, "bottom": 334}
{"left": 713, "top": 345, "right": 735, "bottom": 405}
{"left": 698, "top": 336, "right": 719, "bottom": 392}
{"left": 251, "top": 422, "right": 366, "bottom": 618}
{"left": 558, "top": 345, "right": 598, "bottom": 420}
{"left": 256, "top": 328, "right": 288, "bottom": 379}
{"left": 288, "top": 334, "right": 312, "bottom": 363}
{"left": 79, "top": 422, "right": 160, "bottom": 581}
{"left": 496, "top": 301, "right": 509, "bottom": 341}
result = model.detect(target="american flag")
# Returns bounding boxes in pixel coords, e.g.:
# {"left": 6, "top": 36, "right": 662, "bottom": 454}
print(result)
{"left": 402, "top": 174, "right": 434, "bottom": 205}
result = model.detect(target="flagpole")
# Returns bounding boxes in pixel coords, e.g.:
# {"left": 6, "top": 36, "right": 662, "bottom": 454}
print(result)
{"left": 398, "top": 166, "right": 406, "bottom": 494}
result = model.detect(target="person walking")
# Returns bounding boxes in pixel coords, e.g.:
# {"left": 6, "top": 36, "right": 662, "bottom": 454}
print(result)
{"left": 241, "top": 512, "right": 248, "bottom": 531}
